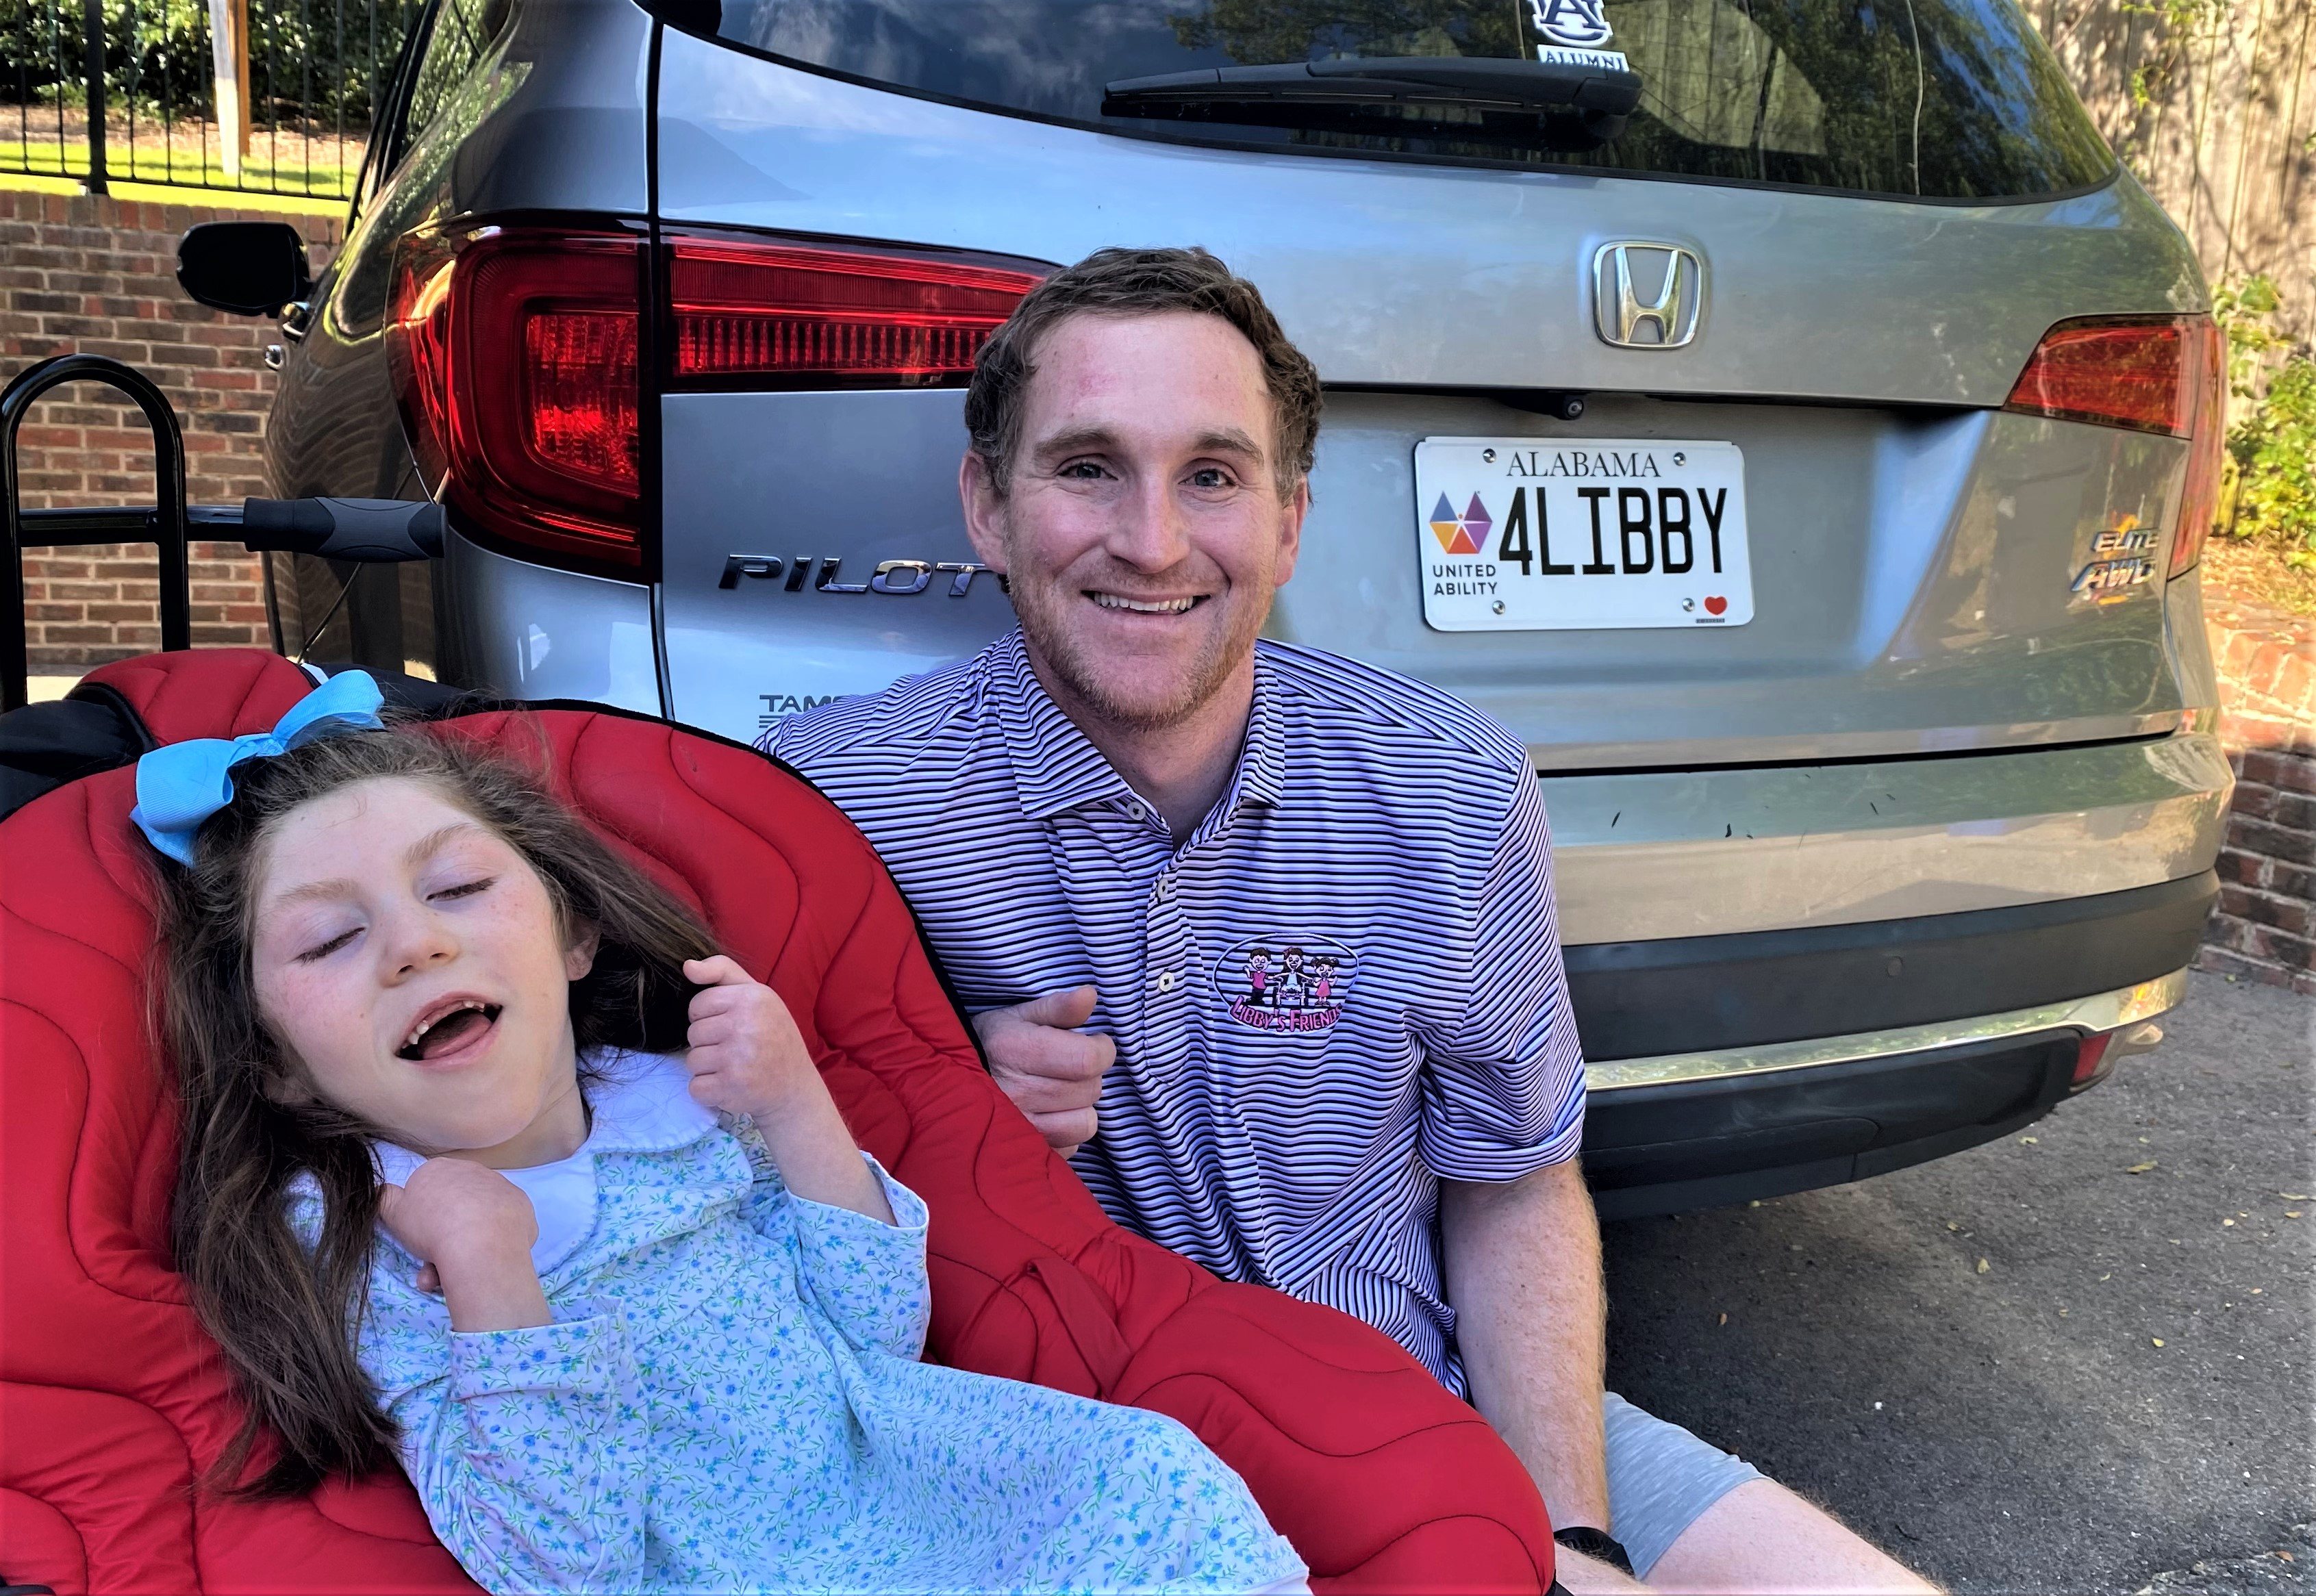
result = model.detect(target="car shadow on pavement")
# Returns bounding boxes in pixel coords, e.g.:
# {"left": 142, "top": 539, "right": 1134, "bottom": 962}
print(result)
{"left": 1600, "top": 971, "right": 2313, "bottom": 1596}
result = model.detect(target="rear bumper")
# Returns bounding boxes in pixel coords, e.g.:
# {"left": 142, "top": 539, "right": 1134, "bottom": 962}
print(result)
{"left": 1539, "top": 733, "right": 2234, "bottom": 948}
{"left": 1574, "top": 876, "right": 2211, "bottom": 1217}
{"left": 1566, "top": 870, "right": 2215, "bottom": 1061}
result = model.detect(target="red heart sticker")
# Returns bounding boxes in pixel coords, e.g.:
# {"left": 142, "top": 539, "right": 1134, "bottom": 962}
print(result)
{"left": 1703, "top": 595, "right": 1728, "bottom": 616}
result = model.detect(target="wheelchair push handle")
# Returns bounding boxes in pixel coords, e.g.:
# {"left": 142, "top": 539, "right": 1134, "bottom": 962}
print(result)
{"left": 4, "top": 494, "right": 444, "bottom": 711}
{"left": 12, "top": 496, "right": 444, "bottom": 562}
{"left": 3, "top": 352, "right": 444, "bottom": 713}
{"left": 236, "top": 496, "right": 446, "bottom": 562}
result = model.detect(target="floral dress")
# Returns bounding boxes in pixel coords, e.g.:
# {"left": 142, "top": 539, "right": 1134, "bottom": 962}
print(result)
{"left": 307, "top": 1052, "right": 1307, "bottom": 1596}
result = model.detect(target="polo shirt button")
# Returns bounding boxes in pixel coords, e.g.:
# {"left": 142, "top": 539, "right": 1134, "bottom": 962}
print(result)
{"left": 1155, "top": 970, "right": 1176, "bottom": 992}
{"left": 1154, "top": 876, "right": 1173, "bottom": 900}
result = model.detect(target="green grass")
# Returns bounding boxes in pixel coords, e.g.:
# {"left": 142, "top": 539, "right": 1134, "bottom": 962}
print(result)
{"left": 0, "top": 134, "right": 357, "bottom": 200}
{"left": 1, "top": 168, "right": 348, "bottom": 212}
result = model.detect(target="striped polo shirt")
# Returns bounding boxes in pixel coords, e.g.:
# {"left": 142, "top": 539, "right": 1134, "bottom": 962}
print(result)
{"left": 769, "top": 629, "right": 1585, "bottom": 1394}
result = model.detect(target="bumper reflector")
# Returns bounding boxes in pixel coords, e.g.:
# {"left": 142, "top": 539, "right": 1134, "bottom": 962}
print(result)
{"left": 2069, "top": 1030, "right": 2115, "bottom": 1089}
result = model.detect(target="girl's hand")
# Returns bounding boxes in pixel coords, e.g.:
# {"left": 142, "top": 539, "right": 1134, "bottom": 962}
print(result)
{"left": 683, "top": 954, "right": 894, "bottom": 1226}
{"left": 682, "top": 955, "right": 822, "bottom": 1122}
{"left": 377, "top": 1158, "right": 551, "bottom": 1332}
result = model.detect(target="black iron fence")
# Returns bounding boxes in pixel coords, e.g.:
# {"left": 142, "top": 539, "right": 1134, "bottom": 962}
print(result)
{"left": 2, "top": 0, "right": 415, "bottom": 200}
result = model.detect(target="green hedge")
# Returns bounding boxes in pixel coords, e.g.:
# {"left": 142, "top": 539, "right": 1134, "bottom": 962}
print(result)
{"left": 2216, "top": 276, "right": 2316, "bottom": 569}
{"left": 0, "top": 0, "right": 414, "bottom": 131}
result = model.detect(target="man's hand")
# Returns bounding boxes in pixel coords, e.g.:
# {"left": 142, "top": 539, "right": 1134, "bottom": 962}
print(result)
{"left": 683, "top": 954, "right": 821, "bottom": 1122}
{"left": 972, "top": 985, "right": 1116, "bottom": 1154}
{"left": 377, "top": 1157, "right": 550, "bottom": 1332}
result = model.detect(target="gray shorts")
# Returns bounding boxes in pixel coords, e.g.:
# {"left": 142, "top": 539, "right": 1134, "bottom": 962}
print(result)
{"left": 1602, "top": 1390, "right": 1763, "bottom": 1578}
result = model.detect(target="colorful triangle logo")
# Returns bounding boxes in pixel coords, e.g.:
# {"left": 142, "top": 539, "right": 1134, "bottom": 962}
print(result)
{"left": 1428, "top": 492, "right": 1463, "bottom": 553}
{"left": 1428, "top": 490, "right": 1488, "bottom": 555}
{"left": 1461, "top": 494, "right": 1492, "bottom": 542}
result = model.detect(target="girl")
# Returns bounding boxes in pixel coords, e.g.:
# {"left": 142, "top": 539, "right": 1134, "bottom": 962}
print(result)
{"left": 147, "top": 674, "right": 1307, "bottom": 1595}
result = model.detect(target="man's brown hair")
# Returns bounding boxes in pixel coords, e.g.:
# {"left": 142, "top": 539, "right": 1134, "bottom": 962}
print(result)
{"left": 964, "top": 246, "right": 1322, "bottom": 498}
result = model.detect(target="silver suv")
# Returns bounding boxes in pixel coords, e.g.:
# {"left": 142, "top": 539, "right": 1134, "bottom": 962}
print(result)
{"left": 207, "top": 0, "right": 2232, "bottom": 1217}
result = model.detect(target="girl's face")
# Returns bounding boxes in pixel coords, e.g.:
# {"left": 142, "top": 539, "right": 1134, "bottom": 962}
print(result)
{"left": 249, "top": 776, "right": 594, "bottom": 1167}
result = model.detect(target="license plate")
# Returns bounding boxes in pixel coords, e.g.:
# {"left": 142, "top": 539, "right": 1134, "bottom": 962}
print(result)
{"left": 1415, "top": 438, "right": 1753, "bottom": 631}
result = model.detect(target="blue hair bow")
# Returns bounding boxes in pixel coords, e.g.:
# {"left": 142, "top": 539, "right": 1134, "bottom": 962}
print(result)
{"left": 130, "top": 670, "right": 388, "bottom": 865}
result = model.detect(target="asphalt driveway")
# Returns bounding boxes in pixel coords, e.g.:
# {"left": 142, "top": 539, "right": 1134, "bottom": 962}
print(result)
{"left": 1600, "top": 970, "right": 2313, "bottom": 1595}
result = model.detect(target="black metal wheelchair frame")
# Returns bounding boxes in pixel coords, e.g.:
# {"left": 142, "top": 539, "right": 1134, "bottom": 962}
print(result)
{"left": 1, "top": 353, "right": 445, "bottom": 711}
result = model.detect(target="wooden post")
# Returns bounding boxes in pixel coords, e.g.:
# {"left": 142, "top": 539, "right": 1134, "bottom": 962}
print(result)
{"left": 233, "top": 0, "right": 251, "bottom": 163}
{"left": 207, "top": 0, "right": 251, "bottom": 179}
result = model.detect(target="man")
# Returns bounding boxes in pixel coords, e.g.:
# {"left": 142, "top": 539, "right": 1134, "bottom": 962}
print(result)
{"left": 772, "top": 248, "right": 1935, "bottom": 1593}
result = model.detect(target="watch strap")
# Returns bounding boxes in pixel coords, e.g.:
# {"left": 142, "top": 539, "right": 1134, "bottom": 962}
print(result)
{"left": 1552, "top": 1525, "right": 1636, "bottom": 1575}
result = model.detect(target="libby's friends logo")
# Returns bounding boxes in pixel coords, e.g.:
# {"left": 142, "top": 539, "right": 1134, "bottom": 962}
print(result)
{"left": 1219, "top": 935, "right": 1355, "bottom": 1034}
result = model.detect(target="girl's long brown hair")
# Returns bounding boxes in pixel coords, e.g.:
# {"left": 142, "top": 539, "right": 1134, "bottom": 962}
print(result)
{"left": 158, "top": 722, "right": 718, "bottom": 1497}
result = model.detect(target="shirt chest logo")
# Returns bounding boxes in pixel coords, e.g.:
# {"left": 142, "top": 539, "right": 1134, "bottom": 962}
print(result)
{"left": 1219, "top": 935, "right": 1355, "bottom": 1034}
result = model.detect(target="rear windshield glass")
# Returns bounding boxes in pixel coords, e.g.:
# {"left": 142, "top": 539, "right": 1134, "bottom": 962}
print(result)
{"left": 673, "top": 0, "right": 2114, "bottom": 201}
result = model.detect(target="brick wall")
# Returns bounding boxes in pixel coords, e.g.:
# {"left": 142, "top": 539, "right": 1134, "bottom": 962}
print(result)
{"left": 2196, "top": 588, "right": 2316, "bottom": 994}
{"left": 0, "top": 188, "right": 340, "bottom": 668}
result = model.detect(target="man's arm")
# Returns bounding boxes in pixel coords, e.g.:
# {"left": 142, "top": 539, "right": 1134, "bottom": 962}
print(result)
{"left": 1417, "top": 757, "right": 1628, "bottom": 1578}
{"left": 1443, "top": 1159, "right": 1646, "bottom": 1590}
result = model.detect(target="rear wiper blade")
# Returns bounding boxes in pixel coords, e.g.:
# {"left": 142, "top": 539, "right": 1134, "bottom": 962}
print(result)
{"left": 1104, "top": 56, "right": 1641, "bottom": 117}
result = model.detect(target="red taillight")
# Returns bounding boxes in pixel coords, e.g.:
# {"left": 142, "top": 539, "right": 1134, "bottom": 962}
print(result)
{"left": 2004, "top": 317, "right": 2201, "bottom": 435}
{"left": 388, "top": 225, "right": 645, "bottom": 569}
{"left": 526, "top": 310, "right": 640, "bottom": 495}
{"left": 2171, "top": 319, "right": 2227, "bottom": 575}
{"left": 384, "top": 223, "right": 1046, "bottom": 573}
{"left": 2002, "top": 314, "right": 2226, "bottom": 576}
{"left": 667, "top": 236, "right": 1045, "bottom": 386}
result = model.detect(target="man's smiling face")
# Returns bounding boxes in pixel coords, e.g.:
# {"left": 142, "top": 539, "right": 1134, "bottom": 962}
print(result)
{"left": 962, "top": 310, "right": 1309, "bottom": 730}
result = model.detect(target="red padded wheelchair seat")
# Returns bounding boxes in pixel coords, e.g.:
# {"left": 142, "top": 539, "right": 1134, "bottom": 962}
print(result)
{"left": 0, "top": 649, "right": 1554, "bottom": 1593}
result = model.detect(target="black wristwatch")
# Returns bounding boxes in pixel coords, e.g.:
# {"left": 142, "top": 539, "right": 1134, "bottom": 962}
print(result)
{"left": 1554, "top": 1525, "right": 1635, "bottom": 1575}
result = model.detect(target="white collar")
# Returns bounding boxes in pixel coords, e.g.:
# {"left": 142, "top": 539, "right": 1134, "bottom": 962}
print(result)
{"left": 370, "top": 1051, "right": 711, "bottom": 1274}
{"left": 570, "top": 1048, "right": 717, "bottom": 1152}
{"left": 369, "top": 1049, "right": 711, "bottom": 1183}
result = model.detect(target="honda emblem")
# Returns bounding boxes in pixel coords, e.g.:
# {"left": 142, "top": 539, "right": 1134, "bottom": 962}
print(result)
{"left": 1593, "top": 242, "right": 1704, "bottom": 349}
